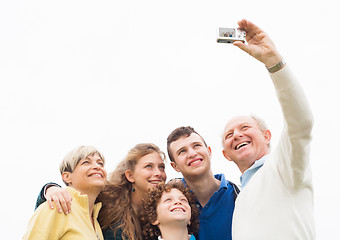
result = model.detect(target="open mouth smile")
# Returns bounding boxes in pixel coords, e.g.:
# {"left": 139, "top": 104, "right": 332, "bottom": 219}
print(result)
{"left": 171, "top": 207, "right": 185, "bottom": 212}
{"left": 149, "top": 180, "right": 162, "bottom": 185}
{"left": 89, "top": 173, "right": 103, "bottom": 178}
{"left": 188, "top": 158, "right": 202, "bottom": 166}
{"left": 235, "top": 141, "right": 250, "bottom": 150}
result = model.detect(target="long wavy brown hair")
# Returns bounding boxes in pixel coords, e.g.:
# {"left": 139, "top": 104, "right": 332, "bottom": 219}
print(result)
{"left": 97, "top": 143, "right": 166, "bottom": 240}
{"left": 141, "top": 181, "right": 200, "bottom": 240}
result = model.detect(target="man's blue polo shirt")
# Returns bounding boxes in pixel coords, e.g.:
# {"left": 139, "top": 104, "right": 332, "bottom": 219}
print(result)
{"left": 182, "top": 174, "right": 235, "bottom": 240}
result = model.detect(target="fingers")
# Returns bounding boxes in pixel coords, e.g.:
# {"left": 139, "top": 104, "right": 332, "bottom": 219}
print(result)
{"left": 233, "top": 41, "right": 249, "bottom": 53}
{"left": 46, "top": 196, "right": 55, "bottom": 210}
{"left": 51, "top": 194, "right": 64, "bottom": 213}
{"left": 233, "top": 19, "right": 282, "bottom": 66}
{"left": 60, "top": 191, "right": 72, "bottom": 214}
{"left": 46, "top": 186, "right": 72, "bottom": 215}
{"left": 238, "top": 19, "right": 263, "bottom": 38}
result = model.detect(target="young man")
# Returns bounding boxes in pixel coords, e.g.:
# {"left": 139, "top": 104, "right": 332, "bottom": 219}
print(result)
{"left": 23, "top": 146, "right": 107, "bottom": 240}
{"left": 167, "top": 126, "right": 238, "bottom": 240}
{"left": 221, "top": 20, "right": 315, "bottom": 239}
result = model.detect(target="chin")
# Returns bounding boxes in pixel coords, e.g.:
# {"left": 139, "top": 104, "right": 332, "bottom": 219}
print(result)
{"left": 90, "top": 181, "right": 106, "bottom": 188}
{"left": 148, "top": 184, "right": 158, "bottom": 189}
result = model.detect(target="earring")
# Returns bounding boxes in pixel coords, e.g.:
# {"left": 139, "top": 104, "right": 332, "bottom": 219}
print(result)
{"left": 131, "top": 185, "right": 135, "bottom": 192}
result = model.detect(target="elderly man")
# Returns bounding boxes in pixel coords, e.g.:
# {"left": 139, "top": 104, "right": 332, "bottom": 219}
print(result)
{"left": 221, "top": 19, "right": 315, "bottom": 240}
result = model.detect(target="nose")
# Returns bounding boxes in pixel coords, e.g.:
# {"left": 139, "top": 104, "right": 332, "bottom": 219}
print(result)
{"left": 153, "top": 167, "right": 161, "bottom": 177}
{"left": 92, "top": 162, "right": 102, "bottom": 169}
{"left": 187, "top": 147, "right": 197, "bottom": 158}
{"left": 233, "top": 129, "right": 243, "bottom": 140}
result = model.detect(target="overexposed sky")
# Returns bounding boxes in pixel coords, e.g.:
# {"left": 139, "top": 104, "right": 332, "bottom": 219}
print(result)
{"left": 1, "top": 0, "right": 339, "bottom": 239}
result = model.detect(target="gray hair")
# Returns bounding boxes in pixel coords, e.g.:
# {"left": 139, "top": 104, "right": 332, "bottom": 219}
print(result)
{"left": 221, "top": 114, "right": 270, "bottom": 148}
{"left": 250, "top": 114, "right": 268, "bottom": 131}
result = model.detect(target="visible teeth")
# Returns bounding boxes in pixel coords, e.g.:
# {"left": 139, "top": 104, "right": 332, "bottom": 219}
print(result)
{"left": 172, "top": 208, "right": 184, "bottom": 212}
{"left": 91, "top": 173, "right": 102, "bottom": 177}
{"left": 190, "top": 160, "right": 200, "bottom": 166}
{"left": 149, "top": 181, "right": 160, "bottom": 184}
{"left": 236, "top": 142, "right": 249, "bottom": 150}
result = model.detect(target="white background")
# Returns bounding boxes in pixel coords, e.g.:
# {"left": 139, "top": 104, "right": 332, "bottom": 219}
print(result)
{"left": 1, "top": 0, "right": 339, "bottom": 239}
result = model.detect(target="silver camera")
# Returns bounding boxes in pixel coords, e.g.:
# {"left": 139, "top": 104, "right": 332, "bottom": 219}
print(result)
{"left": 217, "top": 27, "right": 246, "bottom": 43}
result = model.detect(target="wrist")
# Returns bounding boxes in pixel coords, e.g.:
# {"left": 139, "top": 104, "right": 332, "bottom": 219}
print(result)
{"left": 266, "top": 58, "right": 286, "bottom": 73}
{"left": 44, "top": 183, "right": 61, "bottom": 198}
{"left": 263, "top": 50, "right": 282, "bottom": 68}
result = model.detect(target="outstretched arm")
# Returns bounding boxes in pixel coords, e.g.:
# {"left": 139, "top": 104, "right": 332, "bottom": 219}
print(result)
{"left": 233, "top": 19, "right": 313, "bottom": 189}
{"left": 233, "top": 19, "right": 283, "bottom": 69}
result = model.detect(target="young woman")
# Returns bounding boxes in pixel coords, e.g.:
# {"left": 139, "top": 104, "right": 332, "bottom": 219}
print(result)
{"left": 98, "top": 143, "right": 167, "bottom": 240}
{"left": 141, "top": 182, "right": 199, "bottom": 240}
{"left": 35, "top": 143, "right": 167, "bottom": 240}
{"left": 24, "top": 146, "right": 107, "bottom": 240}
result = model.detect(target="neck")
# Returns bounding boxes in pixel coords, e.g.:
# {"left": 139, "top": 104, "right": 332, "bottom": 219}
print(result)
{"left": 130, "top": 190, "right": 144, "bottom": 210}
{"left": 158, "top": 225, "right": 189, "bottom": 240}
{"left": 238, "top": 161, "right": 253, "bottom": 174}
{"left": 238, "top": 152, "right": 269, "bottom": 174}
{"left": 70, "top": 186, "right": 101, "bottom": 228}
{"left": 87, "top": 193, "right": 98, "bottom": 217}
{"left": 184, "top": 170, "right": 220, "bottom": 207}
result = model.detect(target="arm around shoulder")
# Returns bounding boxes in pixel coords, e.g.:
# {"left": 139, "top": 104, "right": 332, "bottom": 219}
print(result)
{"left": 35, "top": 182, "right": 61, "bottom": 210}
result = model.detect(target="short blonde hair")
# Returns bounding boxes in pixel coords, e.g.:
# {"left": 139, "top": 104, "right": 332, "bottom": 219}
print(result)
{"left": 59, "top": 145, "right": 105, "bottom": 175}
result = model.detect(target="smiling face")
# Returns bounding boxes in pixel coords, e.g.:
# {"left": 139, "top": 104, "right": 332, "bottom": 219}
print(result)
{"left": 153, "top": 188, "right": 191, "bottom": 227}
{"left": 222, "top": 115, "right": 271, "bottom": 173}
{"left": 169, "top": 133, "right": 212, "bottom": 178}
{"left": 141, "top": 182, "right": 200, "bottom": 239}
{"left": 62, "top": 153, "right": 107, "bottom": 195}
{"left": 126, "top": 151, "right": 167, "bottom": 194}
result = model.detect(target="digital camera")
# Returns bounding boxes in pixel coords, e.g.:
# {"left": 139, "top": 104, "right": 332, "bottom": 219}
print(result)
{"left": 217, "top": 27, "right": 246, "bottom": 43}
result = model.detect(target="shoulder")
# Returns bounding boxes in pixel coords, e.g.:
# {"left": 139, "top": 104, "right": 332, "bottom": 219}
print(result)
{"left": 214, "top": 173, "right": 240, "bottom": 200}
{"left": 35, "top": 202, "right": 61, "bottom": 217}
{"left": 215, "top": 174, "right": 239, "bottom": 189}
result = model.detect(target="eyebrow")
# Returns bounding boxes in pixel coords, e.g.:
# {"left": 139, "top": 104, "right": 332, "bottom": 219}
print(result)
{"left": 226, "top": 122, "right": 249, "bottom": 132}
{"left": 143, "top": 161, "right": 154, "bottom": 165}
{"left": 176, "top": 147, "right": 186, "bottom": 155}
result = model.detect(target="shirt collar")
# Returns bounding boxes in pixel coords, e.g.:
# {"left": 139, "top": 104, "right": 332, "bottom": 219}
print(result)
{"left": 240, "top": 155, "right": 268, "bottom": 188}
{"left": 181, "top": 174, "right": 228, "bottom": 190}
{"left": 214, "top": 173, "right": 228, "bottom": 189}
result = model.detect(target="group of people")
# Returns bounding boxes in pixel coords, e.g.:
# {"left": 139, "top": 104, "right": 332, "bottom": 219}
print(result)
{"left": 23, "top": 19, "right": 315, "bottom": 240}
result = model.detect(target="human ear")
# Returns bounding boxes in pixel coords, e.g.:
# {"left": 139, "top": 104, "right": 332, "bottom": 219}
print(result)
{"left": 124, "top": 170, "right": 135, "bottom": 183}
{"left": 222, "top": 150, "right": 232, "bottom": 162}
{"left": 62, "top": 172, "right": 72, "bottom": 185}
{"left": 151, "top": 219, "right": 159, "bottom": 226}
{"left": 207, "top": 146, "right": 212, "bottom": 157}
{"left": 263, "top": 129, "right": 272, "bottom": 145}
{"left": 170, "top": 161, "right": 181, "bottom": 172}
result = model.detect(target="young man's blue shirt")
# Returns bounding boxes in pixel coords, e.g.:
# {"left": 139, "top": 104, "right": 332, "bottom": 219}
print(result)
{"left": 182, "top": 174, "right": 236, "bottom": 240}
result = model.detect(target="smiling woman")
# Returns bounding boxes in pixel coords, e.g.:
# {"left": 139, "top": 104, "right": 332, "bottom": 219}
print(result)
{"left": 97, "top": 143, "right": 167, "bottom": 240}
{"left": 32, "top": 143, "right": 167, "bottom": 240}
{"left": 23, "top": 146, "right": 107, "bottom": 240}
